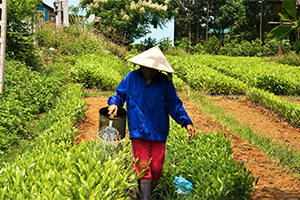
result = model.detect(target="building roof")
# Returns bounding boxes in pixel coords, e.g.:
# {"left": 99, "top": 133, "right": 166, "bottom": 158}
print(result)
{"left": 42, "top": 2, "right": 54, "bottom": 12}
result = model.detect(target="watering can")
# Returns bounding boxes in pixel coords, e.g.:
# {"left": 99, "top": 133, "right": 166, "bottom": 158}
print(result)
{"left": 99, "top": 106, "right": 127, "bottom": 140}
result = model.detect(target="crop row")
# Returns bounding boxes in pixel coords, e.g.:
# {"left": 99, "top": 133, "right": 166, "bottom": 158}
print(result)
{"left": 169, "top": 55, "right": 300, "bottom": 95}
{"left": 154, "top": 123, "right": 257, "bottom": 199}
{"left": 0, "top": 60, "right": 63, "bottom": 153}
{"left": 69, "top": 54, "right": 130, "bottom": 90}
{"left": 203, "top": 55, "right": 300, "bottom": 95}
{"left": 0, "top": 84, "right": 137, "bottom": 199}
{"left": 167, "top": 55, "right": 300, "bottom": 126}
{"left": 0, "top": 81, "right": 257, "bottom": 199}
{"left": 167, "top": 55, "right": 248, "bottom": 95}
{"left": 70, "top": 53, "right": 187, "bottom": 91}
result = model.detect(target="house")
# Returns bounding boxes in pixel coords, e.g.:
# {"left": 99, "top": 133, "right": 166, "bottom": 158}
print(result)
{"left": 208, "top": 28, "right": 230, "bottom": 40}
{"left": 37, "top": 2, "right": 55, "bottom": 22}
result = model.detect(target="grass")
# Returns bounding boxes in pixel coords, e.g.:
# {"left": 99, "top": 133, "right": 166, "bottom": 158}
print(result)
{"left": 179, "top": 90, "right": 300, "bottom": 177}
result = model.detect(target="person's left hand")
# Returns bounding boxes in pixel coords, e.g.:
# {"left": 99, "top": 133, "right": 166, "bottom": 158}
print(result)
{"left": 186, "top": 124, "right": 195, "bottom": 140}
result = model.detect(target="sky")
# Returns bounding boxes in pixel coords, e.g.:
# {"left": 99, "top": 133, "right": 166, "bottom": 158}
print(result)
{"left": 42, "top": 0, "right": 174, "bottom": 45}
{"left": 43, "top": 0, "right": 79, "bottom": 8}
{"left": 133, "top": 19, "right": 174, "bottom": 45}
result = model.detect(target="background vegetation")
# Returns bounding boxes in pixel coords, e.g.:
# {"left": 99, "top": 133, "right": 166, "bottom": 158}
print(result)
{"left": 1, "top": 0, "right": 300, "bottom": 199}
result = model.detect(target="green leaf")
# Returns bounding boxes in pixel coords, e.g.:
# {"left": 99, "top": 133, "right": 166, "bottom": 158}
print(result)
{"left": 144, "top": 158, "right": 152, "bottom": 168}
{"left": 265, "top": 24, "right": 295, "bottom": 42}
{"left": 278, "top": 12, "right": 293, "bottom": 22}
{"left": 295, "top": 38, "right": 300, "bottom": 54}
{"left": 283, "top": 0, "right": 297, "bottom": 19}
{"left": 138, "top": 159, "right": 142, "bottom": 171}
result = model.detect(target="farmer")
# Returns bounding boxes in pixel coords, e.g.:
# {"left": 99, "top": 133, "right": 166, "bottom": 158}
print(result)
{"left": 107, "top": 46, "right": 195, "bottom": 200}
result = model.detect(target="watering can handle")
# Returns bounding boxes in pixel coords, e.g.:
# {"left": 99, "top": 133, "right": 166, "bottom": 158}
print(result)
{"left": 109, "top": 114, "right": 114, "bottom": 127}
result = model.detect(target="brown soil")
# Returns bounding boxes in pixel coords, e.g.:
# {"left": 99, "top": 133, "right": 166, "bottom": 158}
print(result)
{"left": 75, "top": 92, "right": 300, "bottom": 199}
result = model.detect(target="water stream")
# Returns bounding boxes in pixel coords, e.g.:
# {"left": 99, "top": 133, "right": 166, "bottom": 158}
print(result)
{"left": 98, "top": 125, "right": 121, "bottom": 141}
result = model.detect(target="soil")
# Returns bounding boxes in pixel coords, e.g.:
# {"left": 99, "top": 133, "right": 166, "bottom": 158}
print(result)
{"left": 75, "top": 91, "right": 300, "bottom": 199}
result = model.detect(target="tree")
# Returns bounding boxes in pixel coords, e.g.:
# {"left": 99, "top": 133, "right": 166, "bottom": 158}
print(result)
{"left": 227, "top": 0, "right": 277, "bottom": 42}
{"left": 216, "top": 0, "right": 245, "bottom": 40}
{"left": 174, "top": 0, "right": 205, "bottom": 44}
{"left": 79, "top": 0, "right": 178, "bottom": 43}
{"left": 266, "top": 0, "right": 300, "bottom": 54}
{"left": 7, "top": 0, "right": 42, "bottom": 66}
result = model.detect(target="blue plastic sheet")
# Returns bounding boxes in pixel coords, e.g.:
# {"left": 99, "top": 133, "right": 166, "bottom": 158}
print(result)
{"left": 172, "top": 176, "right": 194, "bottom": 196}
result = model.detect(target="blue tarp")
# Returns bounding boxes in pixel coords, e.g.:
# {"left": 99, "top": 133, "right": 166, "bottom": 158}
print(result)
{"left": 173, "top": 176, "right": 194, "bottom": 196}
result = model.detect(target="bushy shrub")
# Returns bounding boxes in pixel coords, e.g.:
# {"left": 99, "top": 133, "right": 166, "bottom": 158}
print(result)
{"left": 128, "top": 37, "right": 173, "bottom": 53}
{"left": 204, "top": 36, "right": 220, "bottom": 55}
{"left": 176, "top": 37, "right": 193, "bottom": 53}
{"left": 39, "top": 23, "right": 128, "bottom": 59}
{"left": 282, "top": 39, "right": 292, "bottom": 54}
{"left": 141, "top": 37, "right": 158, "bottom": 50}
{"left": 39, "top": 24, "right": 101, "bottom": 56}
{"left": 269, "top": 52, "right": 300, "bottom": 66}
{"left": 263, "top": 40, "right": 279, "bottom": 56}
{"left": 263, "top": 39, "right": 292, "bottom": 56}
{"left": 219, "top": 39, "right": 242, "bottom": 56}
{"left": 219, "top": 38, "right": 262, "bottom": 57}
{"left": 175, "top": 38, "right": 205, "bottom": 55}
{"left": 193, "top": 43, "right": 205, "bottom": 55}
{"left": 250, "top": 38, "right": 263, "bottom": 56}
{"left": 158, "top": 37, "right": 173, "bottom": 52}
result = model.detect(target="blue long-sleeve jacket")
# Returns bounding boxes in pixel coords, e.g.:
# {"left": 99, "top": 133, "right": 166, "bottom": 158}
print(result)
{"left": 107, "top": 69, "right": 193, "bottom": 142}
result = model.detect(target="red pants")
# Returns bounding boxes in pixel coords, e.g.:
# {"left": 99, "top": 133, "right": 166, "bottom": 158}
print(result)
{"left": 131, "top": 138, "right": 166, "bottom": 182}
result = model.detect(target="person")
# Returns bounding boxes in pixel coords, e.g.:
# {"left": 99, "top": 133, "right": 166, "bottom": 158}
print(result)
{"left": 107, "top": 46, "right": 195, "bottom": 200}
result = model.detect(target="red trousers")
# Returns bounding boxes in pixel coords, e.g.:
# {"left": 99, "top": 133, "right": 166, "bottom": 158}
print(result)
{"left": 131, "top": 138, "right": 166, "bottom": 182}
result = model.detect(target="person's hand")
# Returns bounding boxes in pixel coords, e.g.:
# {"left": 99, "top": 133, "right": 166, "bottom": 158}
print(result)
{"left": 108, "top": 104, "right": 118, "bottom": 118}
{"left": 186, "top": 124, "right": 195, "bottom": 140}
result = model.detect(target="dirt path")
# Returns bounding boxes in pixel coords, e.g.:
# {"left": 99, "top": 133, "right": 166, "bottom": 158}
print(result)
{"left": 75, "top": 93, "right": 300, "bottom": 199}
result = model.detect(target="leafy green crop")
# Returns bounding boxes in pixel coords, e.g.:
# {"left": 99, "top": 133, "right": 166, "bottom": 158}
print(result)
{"left": 37, "top": 84, "right": 86, "bottom": 146}
{"left": 70, "top": 54, "right": 133, "bottom": 90}
{"left": 167, "top": 55, "right": 248, "bottom": 94}
{"left": 206, "top": 56, "right": 300, "bottom": 95}
{"left": 152, "top": 122, "right": 258, "bottom": 199}
{"left": 248, "top": 88, "right": 300, "bottom": 125}
{"left": 0, "top": 83, "right": 137, "bottom": 199}
{"left": 0, "top": 140, "right": 136, "bottom": 200}
{"left": 0, "top": 60, "right": 63, "bottom": 153}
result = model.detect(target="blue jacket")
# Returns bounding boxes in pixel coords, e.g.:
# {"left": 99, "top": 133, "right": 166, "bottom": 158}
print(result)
{"left": 107, "top": 69, "right": 193, "bottom": 142}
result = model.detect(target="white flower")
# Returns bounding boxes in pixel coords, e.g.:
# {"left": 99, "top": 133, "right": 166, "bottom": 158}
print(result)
{"left": 139, "top": 7, "right": 145, "bottom": 12}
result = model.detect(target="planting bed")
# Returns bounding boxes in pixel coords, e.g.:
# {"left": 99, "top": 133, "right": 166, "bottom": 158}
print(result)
{"left": 75, "top": 92, "right": 300, "bottom": 199}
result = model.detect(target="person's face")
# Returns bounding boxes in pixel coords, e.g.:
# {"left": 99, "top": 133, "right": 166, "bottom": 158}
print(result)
{"left": 142, "top": 66, "right": 158, "bottom": 78}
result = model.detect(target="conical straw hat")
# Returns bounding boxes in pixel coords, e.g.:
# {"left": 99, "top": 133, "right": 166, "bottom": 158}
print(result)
{"left": 128, "top": 46, "right": 176, "bottom": 74}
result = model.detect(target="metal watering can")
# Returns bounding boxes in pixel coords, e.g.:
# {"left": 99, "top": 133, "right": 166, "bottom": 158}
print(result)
{"left": 98, "top": 106, "right": 127, "bottom": 141}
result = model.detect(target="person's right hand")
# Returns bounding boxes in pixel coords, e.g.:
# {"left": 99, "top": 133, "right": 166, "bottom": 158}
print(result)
{"left": 108, "top": 104, "right": 118, "bottom": 118}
